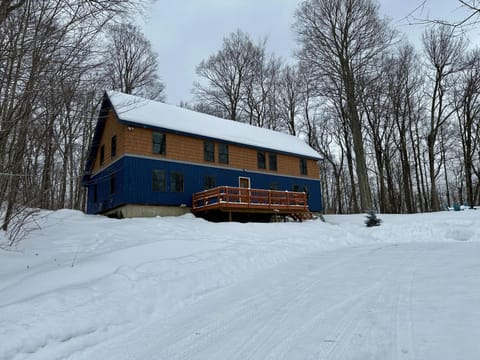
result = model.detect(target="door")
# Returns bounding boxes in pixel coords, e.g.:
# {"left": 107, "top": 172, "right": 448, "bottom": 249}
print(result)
{"left": 239, "top": 177, "right": 250, "bottom": 189}
{"left": 238, "top": 177, "right": 250, "bottom": 203}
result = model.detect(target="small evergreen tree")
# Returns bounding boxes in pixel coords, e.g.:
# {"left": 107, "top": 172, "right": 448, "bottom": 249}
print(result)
{"left": 365, "top": 209, "right": 382, "bottom": 227}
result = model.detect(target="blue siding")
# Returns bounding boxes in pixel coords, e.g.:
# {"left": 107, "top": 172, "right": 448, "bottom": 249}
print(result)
{"left": 86, "top": 160, "right": 126, "bottom": 214}
{"left": 86, "top": 156, "right": 323, "bottom": 214}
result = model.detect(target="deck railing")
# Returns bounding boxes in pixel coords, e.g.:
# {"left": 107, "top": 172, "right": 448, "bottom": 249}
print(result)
{"left": 192, "top": 186, "right": 309, "bottom": 213}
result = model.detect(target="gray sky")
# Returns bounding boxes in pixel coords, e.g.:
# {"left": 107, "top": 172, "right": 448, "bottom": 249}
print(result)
{"left": 140, "top": 0, "right": 478, "bottom": 105}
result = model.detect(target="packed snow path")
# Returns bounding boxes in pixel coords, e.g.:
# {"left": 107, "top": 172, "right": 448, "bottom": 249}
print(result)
{"left": 78, "top": 242, "right": 480, "bottom": 360}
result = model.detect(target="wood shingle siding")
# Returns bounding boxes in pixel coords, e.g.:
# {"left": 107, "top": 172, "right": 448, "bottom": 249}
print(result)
{"left": 94, "top": 112, "right": 319, "bottom": 179}
{"left": 93, "top": 110, "right": 125, "bottom": 172}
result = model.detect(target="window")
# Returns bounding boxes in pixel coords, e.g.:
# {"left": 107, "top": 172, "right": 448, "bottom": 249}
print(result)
{"left": 292, "top": 184, "right": 300, "bottom": 192}
{"left": 100, "top": 145, "right": 105, "bottom": 165}
{"left": 170, "top": 172, "right": 184, "bottom": 192}
{"left": 93, "top": 184, "right": 97, "bottom": 203}
{"left": 204, "top": 141, "right": 215, "bottom": 162}
{"left": 269, "top": 153, "right": 277, "bottom": 171}
{"left": 218, "top": 143, "right": 229, "bottom": 164}
{"left": 300, "top": 158, "right": 308, "bottom": 175}
{"left": 257, "top": 151, "right": 266, "bottom": 169}
{"left": 204, "top": 176, "right": 216, "bottom": 190}
{"left": 152, "top": 170, "right": 166, "bottom": 192}
{"left": 110, "top": 174, "right": 116, "bottom": 194}
{"left": 152, "top": 132, "right": 166, "bottom": 155}
{"left": 111, "top": 135, "right": 117, "bottom": 158}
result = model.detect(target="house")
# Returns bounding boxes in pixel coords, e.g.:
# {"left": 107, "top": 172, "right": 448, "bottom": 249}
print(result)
{"left": 82, "top": 91, "right": 323, "bottom": 219}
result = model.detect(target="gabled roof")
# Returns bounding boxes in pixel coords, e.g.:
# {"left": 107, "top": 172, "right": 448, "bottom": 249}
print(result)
{"left": 108, "top": 91, "right": 321, "bottom": 158}
{"left": 82, "top": 91, "right": 321, "bottom": 184}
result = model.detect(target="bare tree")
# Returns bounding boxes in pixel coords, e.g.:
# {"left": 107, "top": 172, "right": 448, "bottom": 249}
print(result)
{"left": 193, "top": 30, "right": 264, "bottom": 121}
{"left": 454, "top": 49, "right": 480, "bottom": 208}
{"left": 0, "top": 0, "right": 151, "bottom": 236}
{"left": 385, "top": 43, "right": 424, "bottom": 213}
{"left": 294, "top": 0, "right": 396, "bottom": 211}
{"left": 103, "top": 22, "right": 165, "bottom": 101}
{"left": 244, "top": 53, "right": 283, "bottom": 129}
{"left": 0, "top": 0, "right": 26, "bottom": 24}
{"left": 422, "top": 24, "right": 466, "bottom": 211}
{"left": 360, "top": 56, "right": 399, "bottom": 213}
{"left": 277, "top": 64, "right": 303, "bottom": 136}
{"left": 447, "top": 1, "right": 480, "bottom": 27}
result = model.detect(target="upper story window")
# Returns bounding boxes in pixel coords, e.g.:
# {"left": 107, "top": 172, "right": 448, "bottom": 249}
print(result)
{"left": 152, "top": 132, "right": 166, "bottom": 155}
{"left": 204, "top": 141, "right": 215, "bottom": 162}
{"left": 300, "top": 158, "right": 308, "bottom": 175}
{"left": 111, "top": 135, "right": 117, "bottom": 158}
{"left": 218, "top": 143, "right": 229, "bottom": 164}
{"left": 257, "top": 151, "right": 266, "bottom": 169}
{"left": 268, "top": 153, "right": 277, "bottom": 171}
{"left": 100, "top": 145, "right": 105, "bottom": 165}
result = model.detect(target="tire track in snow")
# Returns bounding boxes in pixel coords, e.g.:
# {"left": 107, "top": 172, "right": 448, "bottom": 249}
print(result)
{"left": 309, "top": 259, "right": 409, "bottom": 360}
{"left": 394, "top": 253, "right": 419, "bottom": 360}
{"left": 285, "top": 245, "right": 421, "bottom": 360}
{"left": 80, "top": 244, "right": 427, "bottom": 360}
{"left": 230, "top": 245, "right": 412, "bottom": 359}
{"left": 262, "top": 277, "right": 389, "bottom": 360}
{"left": 133, "top": 247, "right": 384, "bottom": 360}
{"left": 177, "top": 245, "right": 407, "bottom": 360}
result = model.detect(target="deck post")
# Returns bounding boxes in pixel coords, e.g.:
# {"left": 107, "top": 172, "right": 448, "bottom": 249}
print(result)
{"left": 228, "top": 211, "right": 232, "bottom": 222}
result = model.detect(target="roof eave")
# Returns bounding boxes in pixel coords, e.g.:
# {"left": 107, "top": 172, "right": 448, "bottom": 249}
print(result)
{"left": 82, "top": 92, "right": 117, "bottom": 185}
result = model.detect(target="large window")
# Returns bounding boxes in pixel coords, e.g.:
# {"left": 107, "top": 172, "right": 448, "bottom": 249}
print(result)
{"left": 204, "top": 175, "right": 216, "bottom": 190}
{"left": 170, "top": 172, "right": 184, "bottom": 192}
{"left": 152, "top": 132, "right": 166, "bottom": 155}
{"left": 204, "top": 141, "right": 215, "bottom": 162}
{"left": 111, "top": 135, "right": 117, "bottom": 158}
{"left": 152, "top": 170, "right": 166, "bottom": 192}
{"left": 300, "top": 158, "right": 308, "bottom": 175}
{"left": 257, "top": 151, "right": 266, "bottom": 169}
{"left": 269, "top": 153, "right": 277, "bottom": 171}
{"left": 110, "top": 174, "right": 116, "bottom": 194}
{"left": 218, "top": 143, "right": 229, "bottom": 164}
{"left": 100, "top": 145, "right": 105, "bottom": 165}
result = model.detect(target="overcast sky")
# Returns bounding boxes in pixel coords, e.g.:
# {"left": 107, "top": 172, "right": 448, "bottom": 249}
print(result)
{"left": 140, "top": 0, "right": 478, "bottom": 105}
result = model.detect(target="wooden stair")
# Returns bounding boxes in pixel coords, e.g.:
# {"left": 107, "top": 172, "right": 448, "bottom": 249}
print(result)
{"left": 290, "top": 212, "right": 313, "bottom": 222}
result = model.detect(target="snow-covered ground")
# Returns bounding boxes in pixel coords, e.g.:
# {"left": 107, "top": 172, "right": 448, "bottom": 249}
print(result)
{"left": 1, "top": 210, "right": 479, "bottom": 359}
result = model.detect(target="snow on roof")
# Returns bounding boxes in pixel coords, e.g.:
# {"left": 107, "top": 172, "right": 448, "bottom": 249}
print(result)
{"left": 107, "top": 91, "right": 321, "bottom": 159}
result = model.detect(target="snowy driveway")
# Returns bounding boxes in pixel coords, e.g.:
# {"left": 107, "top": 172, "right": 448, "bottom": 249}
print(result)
{"left": 78, "top": 242, "right": 480, "bottom": 360}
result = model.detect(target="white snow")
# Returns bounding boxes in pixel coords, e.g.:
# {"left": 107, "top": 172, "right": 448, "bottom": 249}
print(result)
{"left": 1, "top": 209, "right": 479, "bottom": 359}
{"left": 107, "top": 91, "right": 321, "bottom": 159}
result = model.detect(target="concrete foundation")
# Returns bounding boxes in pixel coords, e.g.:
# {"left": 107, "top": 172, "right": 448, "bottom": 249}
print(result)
{"left": 103, "top": 204, "right": 191, "bottom": 218}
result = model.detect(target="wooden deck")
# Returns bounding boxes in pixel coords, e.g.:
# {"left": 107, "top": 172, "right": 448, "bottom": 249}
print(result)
{"left": 192, "top": 186, "right": 311, "bottom": 219}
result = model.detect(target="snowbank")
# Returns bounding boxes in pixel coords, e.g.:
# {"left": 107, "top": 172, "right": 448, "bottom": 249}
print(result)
{"left": 0, "top": 210, "right": 478, "bottom": 359}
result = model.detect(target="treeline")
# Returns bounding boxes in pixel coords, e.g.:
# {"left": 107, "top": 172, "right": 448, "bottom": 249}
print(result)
{"left": 190, "top": 0, "right": 480, "bottom": 214}
{"left": 1, "top": 0, "right": 479, "bottom": 236}
{"left": 0, "top": 0, "right": 164, "bottom": 231}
